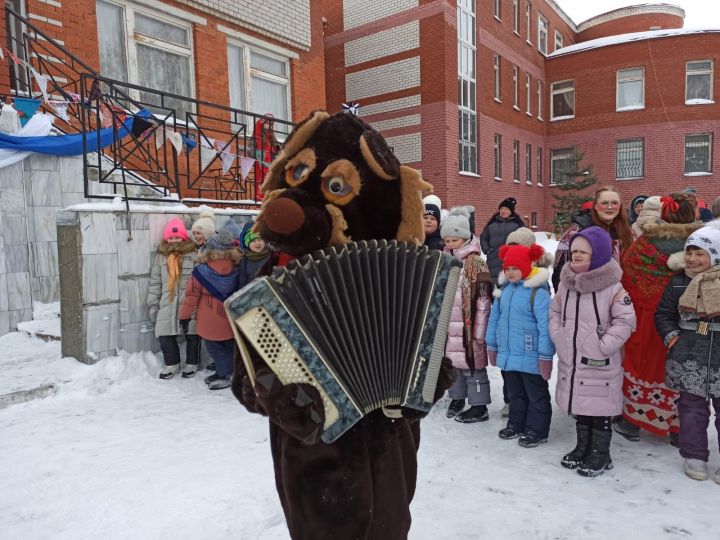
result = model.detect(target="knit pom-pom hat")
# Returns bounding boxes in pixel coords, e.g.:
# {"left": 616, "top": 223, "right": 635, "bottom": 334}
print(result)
{"left": 191, "top": 206, "right": 216, "bottom": 240}
{"left": 506, "top": 227, "right": 535, "bottom": 247}
{"left": 499, "top": 243, "right": 544, "bottom": 278}
{"left": 685, "top": 220, "right": 720, "bottom": 267}
{"left": 163, "top": 218, "right": 189, "bottom": 241}
{"left": 423, "top": 194, "right": 442, "bottom": 224}
{"left": 440, "top": 206, "right": 472, "bottom": 240}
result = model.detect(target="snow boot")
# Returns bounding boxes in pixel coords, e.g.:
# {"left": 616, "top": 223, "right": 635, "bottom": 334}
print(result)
{"left": 577, "top": 429, "right": 613, "bottom": 477}
{"left": 501, "top": 403, "right": 510, "bottom": 418}
{"left": 498, "top": 426, "right": 521, "bottom": 440}
{"left": 612, "top": 417, "right": 640, "bottom": 442}
{"left": 561, "top": 421, "right": 592, "bottom": 469}
{"left": 158, "top": 364, "right": 180, "bottom": 380}
{"left": 454, "top": 405, "right": 489, "bottom": 423}
{"left": 206, "top": 362, "right": 216, "bottom": 372}
{"left": 208, "top": 375, "right": 233, "bottom": 390}
{"left": 204, "top": 373, "right": 220, "bottom": 385}
{"left": 446, "top": 399, "right": 465, "bottom": 418}
{"left": 713, "top": 467, "right": 720, "bottom": 485}
{"left": 684, "top": 459, "right": 708, "bottom": 481}
{"left": 518, "top": 433, "right": 547, "bottom": 448}
{"left": 181, "top": 364, "right": 198, "bottom": 378}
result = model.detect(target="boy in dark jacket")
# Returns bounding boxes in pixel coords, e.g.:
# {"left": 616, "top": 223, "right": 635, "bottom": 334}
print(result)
{"left": 238, "top": 229, "right": 269, "bottom": 288}
{"left": 655, "top": 222, "right": 720, "bottom": 483}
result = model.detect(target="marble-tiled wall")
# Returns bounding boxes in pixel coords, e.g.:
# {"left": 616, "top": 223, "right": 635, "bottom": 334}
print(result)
{"left": 60, "top": 209, "right": 254, "bottom": 363}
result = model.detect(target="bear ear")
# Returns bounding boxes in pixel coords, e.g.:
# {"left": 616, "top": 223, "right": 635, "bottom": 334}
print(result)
{"left": 262, "top": 110, "right": 330, "bottom": 192}
{"left": 395, "top": 166, "right": 433, "bottom": 245}
{"left": 359, "top": 129, "right": 400, "bottom": 181}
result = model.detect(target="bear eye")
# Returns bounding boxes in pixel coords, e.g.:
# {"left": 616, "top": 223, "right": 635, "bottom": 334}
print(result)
{"left": 285, "top": 164, "right": 310, "bottom": 187}
{"left": 322, "top": 175, "right": 354, "bottom": 205}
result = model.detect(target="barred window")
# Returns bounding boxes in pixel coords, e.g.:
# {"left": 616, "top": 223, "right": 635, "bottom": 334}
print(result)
{"left": 551, "top": 147, "right": 574, "bottom": 184}
{"left": 685, "top": 134, "right": 712, "bottom": 174}
{"left": 686, "top": 60, "right": 713, "bottom": 103}
{"left": 616, "top": 139, "right": 644, "bottom": 179}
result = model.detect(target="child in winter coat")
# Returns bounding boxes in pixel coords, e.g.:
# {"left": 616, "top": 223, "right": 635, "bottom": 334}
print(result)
{"left": 550, "top": 227, "right": 637, "bottom": 477}
{"left": 487, "top": 243, "right": 555, "bottom": 448}
{"left": 147, "top": 218, "right": 200, "bottom": 379}
{"left": 179, "top": 230, "right": 242, "bottom": 390}
{"left": 238, "top": 229, "right": 270, "bottom": 288}
{"left": 655, "top": 223, "right": 720, "bottom": 484}
{"left": 441, "top": 207, "right": 494, "bottom": 423}
{"left": 191, "top": 207, "right": 216, "bottom": 254}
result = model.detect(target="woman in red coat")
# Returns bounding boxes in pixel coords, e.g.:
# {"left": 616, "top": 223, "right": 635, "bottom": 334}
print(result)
{"left": 617, "top": 193, "right": 701, "bottom": 442}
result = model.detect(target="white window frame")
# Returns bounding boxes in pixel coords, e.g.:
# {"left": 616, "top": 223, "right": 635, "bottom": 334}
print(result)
{"left": 494, "top": 134, "right": 502, "bottom": 180}
{"left": 513, "top": 0, "right": 519, "bottom": 35}
{"left": 493, "top": 53, "right": 501, "bottom": 102}
{"left": 525, "top": 143, "right": 532, "bottom": 184}
{"left": 538, "top": 15, "right": 548, "bottom": 55}
{"left": 616, "top": 138, "right": 644, "bottom": 180}
{"left": 525, "top": 73, "right": 531, "bottom": 115}
{"left": 554, "top": 30, "right": 563, "bottom": 51}
{"left": 525, "top": 1, "right": 532, "bottom": 45}
{"left": 551, "top": 79, "right": 575, "bottom": 121}
{"left": 494, "top": 0, "right": 501, "bottom": 20}
{"left": 98, "top": 0, "right": 196, "bottom": 105}
{"left": 551, "top": 147, "right": 575, "bottom": 185}
{"left": 227, "top": 39, "right": 293, "bottom": 124}
{"left": 537, "top": 80, "right": 543, "bottom": 120}
{"left": 536, "top": 147, "right": 543, "bottom": 185}
{"left": 513, "top": 65, "right": 519, "bottom": 110}
{"left": 458, "top": 0, "right": 477, "bottom": 174}
{"left": 531, "top": 211, "right": 537, "bottom": 228}
{"left": 684, "top": 133, "right": 713, "bottom": 175}
{"left": 616, "top": 67, "right": 645, "bottom": 111}
{"left": 513, "top": 139, "right": 520, "bottom": 182}
{"left": 685, "top": 59, "right": 714, "bottom": 104}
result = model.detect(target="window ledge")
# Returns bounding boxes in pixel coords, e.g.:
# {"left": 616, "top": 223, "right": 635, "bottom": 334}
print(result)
{"left": 536, "top": 183, "right": 544, "bottom": 187}
{"left": 537, "top": 116, "right": 543, "bottom": 121}
{"left": 494, "top": 97, "right": 502, "bottom": 104}
{"left": 616, "top": 177, "right": 645, "bottom": 181}
{"left": 494, "top": 176, "right": 503, "bottom": 182}
{"left": 459, "top": 171, "right": 481, "bottom": 178}
{"left": 684, "top": 172, "right": 713, "bottom": 177}
{"left": 513, "top": 179, "right": 521, "bottom": 183}
{"left": 525, "top": 181, "right": 533, "bottom": 185}
{"left": 551, "top": 115, "right": 575, "bottom": 122}
{"left": 526, "top": 111, "right": 533, "bottom": 117}
{"left": 494, "top": 16, "right": 502, "bottom": 22}
{"left": 686, "top": 99, "right": 715, "bottom": 105}
{"left": 526, "top": 40, "right": 532, "bottom": 46}
{"left": 514, "top": 31, "right": 521, "bottom": 37}
{"left": 513, "top": 105, "right": 521, "bottom": 111}
{"left": 616, "top": 105, "right": 645, "bottom": 112}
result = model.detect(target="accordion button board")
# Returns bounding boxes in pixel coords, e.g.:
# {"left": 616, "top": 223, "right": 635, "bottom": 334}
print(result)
{"left": 225, "top": 240, "right": 462, "bottom": 443}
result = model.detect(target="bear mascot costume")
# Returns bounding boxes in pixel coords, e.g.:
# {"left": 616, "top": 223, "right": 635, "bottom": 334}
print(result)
{"left": 231, "top": 110, "right": 454, "bottom": 540}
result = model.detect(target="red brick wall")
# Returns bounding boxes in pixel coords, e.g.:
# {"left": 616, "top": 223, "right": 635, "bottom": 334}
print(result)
{"left": 577, "top": 13, "right": 683, "bottom": 43}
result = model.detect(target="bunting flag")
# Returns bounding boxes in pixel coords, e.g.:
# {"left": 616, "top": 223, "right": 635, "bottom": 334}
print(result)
{"left": 239, "top": 156, "right": 255, "bottom": 180}
{"left": 221, "top": 151, "right": 235, "bottom": 174}
{"left": 200, "top": 135, "right": 215, "bottom": 149}
{"left": 200, "top": 146, "right": 216, "bottom": 170}
{"left": 48, "top": 100, "right": 69, "bottom": 122}
{"left": 13, "top": 97, "right": 42, "bottom": 126}
{"left": 88, "top": 78, "right": 102, "bottom": 101}
{"left": 31, "top": 69, "right": 49, "bottom": 102}
{"left": 131, "top": 115, "right": 154, "bottom": 138}
{"left": 214, "top": 139, "right": 230, "bottom": 153}
{"left": 70, "top": 93, "right": 81, "bottom": 103}
{"left": 181, "top": 134, "right": 197, "bottom": 152}
{"left": 155, "top": 128, "right": 166, "bottom": 149}
{"left": 167, "top": 130, "right": 183, "bottom": 154}
{"left": 0, "top": 48, "right": 4, "bottom": 61}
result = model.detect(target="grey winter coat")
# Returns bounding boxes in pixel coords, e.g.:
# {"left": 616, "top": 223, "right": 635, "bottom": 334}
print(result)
{"left": 655, "top": 273, "right": 720, "bottom": 399}
{"left": 147, "top": 240, "right": 197, "bottom": 337}
{"left": 480, "top": 213, "right": 525, "bottom": 280}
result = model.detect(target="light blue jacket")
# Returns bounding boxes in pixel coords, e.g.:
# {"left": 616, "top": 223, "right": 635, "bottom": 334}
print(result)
{"left": 486, "top": 269, "right": 555, "bottom": 374}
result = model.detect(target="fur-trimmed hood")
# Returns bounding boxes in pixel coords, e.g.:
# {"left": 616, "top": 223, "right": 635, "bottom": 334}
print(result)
{"left": 493, "top": 266, "right": 550, "bottom": 297}
{"left": 560, "top": 258, "right": 622, "bottom": 294}
{"left": 641, "top": 221, "right": 704, "bottom": 271}
{"left": 157, "top": 240, "right": 197, "bottom": 256}
{"left": 196, "top": 247, "right": 242, "bottom": 265}
{"left": 494, "top": 251, "right": 552, "bottom": 293}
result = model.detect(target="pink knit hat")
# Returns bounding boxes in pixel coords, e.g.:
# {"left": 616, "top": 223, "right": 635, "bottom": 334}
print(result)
{"left": 163, "top": 218, "right": 189, "bottom": 241}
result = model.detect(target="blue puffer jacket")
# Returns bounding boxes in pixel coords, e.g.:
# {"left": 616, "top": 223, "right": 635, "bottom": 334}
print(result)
{"left": 486, "top": 270, "right": 555, "bottom": 374}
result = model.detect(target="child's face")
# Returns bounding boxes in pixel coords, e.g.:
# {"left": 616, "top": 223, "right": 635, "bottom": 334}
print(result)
{"left": 504, "top": 266, "right": 523, "bottom": 283}
{"left": 167, "top": 237, "right": 183, "bottom": 244}
{"left": 685, "top": 247, "right": 712, "bottom": 273}
{"left": 444, "top": 236, "right": 465, "bottom": 249}
{"left": 424, "top": 215, "right": 438, "bottom": 234}
{"left": 192, "top": 230, "right": 205, "bottom": 244}
{"left": 249, "top": 238, "right": 266, "bottom": 253}
{"left": 571, "top": 249, "right": 592, "bottom": 265}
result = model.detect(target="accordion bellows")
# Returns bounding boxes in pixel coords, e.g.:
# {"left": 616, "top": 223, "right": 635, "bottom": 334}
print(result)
{"left": 225, "top": 240, "right": 462, "bottom": 443}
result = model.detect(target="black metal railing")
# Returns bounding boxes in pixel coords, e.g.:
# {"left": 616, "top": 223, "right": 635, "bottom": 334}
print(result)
{"left": 4, "top": 7, "right": 292, "bottom": 205}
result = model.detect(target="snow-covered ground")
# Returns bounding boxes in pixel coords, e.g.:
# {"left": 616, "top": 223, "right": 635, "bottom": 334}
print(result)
{"left": 0, "top": 331, "right": 717, "bottom": 540}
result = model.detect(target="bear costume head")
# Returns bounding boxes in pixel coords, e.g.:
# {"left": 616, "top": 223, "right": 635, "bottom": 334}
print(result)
{"left": 254, "top": 110, "right": 431, "bottom": 257}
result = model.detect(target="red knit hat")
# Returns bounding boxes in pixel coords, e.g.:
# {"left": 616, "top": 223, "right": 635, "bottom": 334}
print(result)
{"left": 499, "top": 243, "right": 545, "bottom": 278}
{"left": 163, "top": 218, "right": 189, "bottom": 241}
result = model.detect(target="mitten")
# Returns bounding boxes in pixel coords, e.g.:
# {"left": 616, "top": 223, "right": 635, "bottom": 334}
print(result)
{"left": 539, "top": 358, "right": 553, "bottom": 381}
{"left": 253, "top": 368, "right": 325, "bottom": 444}
{"left": 487, "top": 349, "right": 498, "bottom": 367}
{"left": 179, "top": 319, "right": 190, "bottom": 335}
{"left": 148, "top": 305, "right": 159, "bottom": 323}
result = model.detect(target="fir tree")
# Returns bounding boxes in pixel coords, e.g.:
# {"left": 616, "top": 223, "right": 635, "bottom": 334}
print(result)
{"left": 551, "top": 148, "right": 597, "bottom": 233}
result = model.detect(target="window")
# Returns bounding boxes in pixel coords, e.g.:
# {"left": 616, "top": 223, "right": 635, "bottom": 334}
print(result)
{"left": 616, "top": 139, "right": 644, "bottom": 179}
{"left": 537, "top": 80, "right": 543, "bottom": 119}
{"left": 536, "top": 147, "right": 543, "bottom": 184}
{"left": 531, "top": 211, "right": 537, "bottom": 227}
{"left": 96, "top": 0, "right": 194, "bottom": 115}
{"left": 513, "top": 66, "right": 519, "bottom": 109}
{"left": 458, "top": 0, "right": 477, "bottom": 173}
{"left": 513, "top": 0, "right": 519, "bottom": 34}
{"left": 228, "top": 44, "right": 291, "bottom": 133}
{"left": 538, "top": 15, "right": 548, "bottom": 55}
{"left": 494, "top": 134, "right": 502, "bottom": 179}
{"left": 525, "top": 74, "right": 531, "bottom": 115}
{"left": 551, "top": 80, "right": 574, "bottom": 120}
{"left": 493, "top": 54, "right": 501, "bottom": 101}
{"left": 686, "top": 60, "right": 714, "bottom": 103}
{"left": 525, "top": 143, "right": 532, "bottom": 183}
{"left": 617, "top": 67, "right": 644, "bottom": 111}
{"left": 494, "top": 0, "right": 500, "bottom": 19}
{"left": 554, "top": 30, "right": 563, "bottom": 51}
{"left": 513, "top": 140, "right": 520, "bottom": 182}
{"left": 551, "top": 147, "right": 575, "bottom": 184}
{"left": 525, "top": 2, "right": 532, "bottom": 44}
{"left": 685, "top": 134, "right": 713, "bottom": 174}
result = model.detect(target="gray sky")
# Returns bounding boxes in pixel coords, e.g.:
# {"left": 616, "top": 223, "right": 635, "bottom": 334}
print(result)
{"left": 555, "top": 0, "right": 720, "bottom": 29}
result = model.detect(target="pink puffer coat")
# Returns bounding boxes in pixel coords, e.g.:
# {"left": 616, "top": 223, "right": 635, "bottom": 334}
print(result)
{"left": 444, "top": 238, "right": 492, "bottom": 370}
{"left": 550, "top": 259, "right": 636, "bottom": 416}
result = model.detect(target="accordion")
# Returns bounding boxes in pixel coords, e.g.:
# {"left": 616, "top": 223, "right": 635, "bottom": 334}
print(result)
{"left": 225, "top": 240, "right": 462, "bottom": 443}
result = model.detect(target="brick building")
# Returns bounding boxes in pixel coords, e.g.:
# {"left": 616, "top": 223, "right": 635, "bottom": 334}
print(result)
{"left": 323, "top": 1, "right": 720, "bottom": 231}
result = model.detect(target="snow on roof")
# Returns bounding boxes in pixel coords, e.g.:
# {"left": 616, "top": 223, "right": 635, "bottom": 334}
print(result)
{"left": 548, "top": 27, "right": 720, "bottom": 58}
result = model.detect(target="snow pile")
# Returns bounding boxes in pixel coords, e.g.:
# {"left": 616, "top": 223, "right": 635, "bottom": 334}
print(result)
{"left": 17, "top": 301, "right": 62, "bottom": 339}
